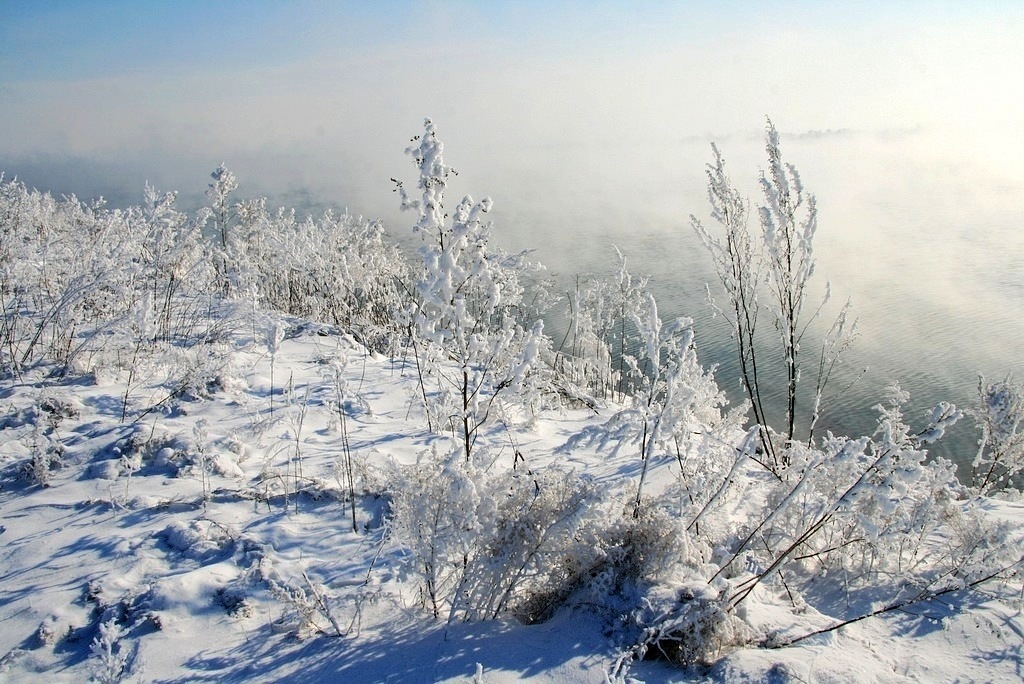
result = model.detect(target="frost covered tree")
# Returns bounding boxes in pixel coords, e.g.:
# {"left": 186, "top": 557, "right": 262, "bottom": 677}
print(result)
{"left": 206, "top": 163, "right": 238, "bottom": 294}
{"left": 395, "top": 119, "right": 546, "bottom": 461}
{"left": 206, "top": 163, "right": 237, "bottom": 253}
{"left": 758, "top": 118, "right": 818, "bottom": 451}
{"left": 693, "top": 118, "right": 857, "bottom": 470}
{"left": 691, "top": 144, "right": 775, "bottom": 466}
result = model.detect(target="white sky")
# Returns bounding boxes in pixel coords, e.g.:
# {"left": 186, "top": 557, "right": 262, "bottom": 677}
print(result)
{"left": 2, "top": 2, "right": 1022, "bottom": 208}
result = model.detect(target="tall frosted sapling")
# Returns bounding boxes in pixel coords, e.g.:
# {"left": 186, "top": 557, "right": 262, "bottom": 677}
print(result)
{"left": 693, "top": 118, "right": 859, "bottom": 470}
{"left": 206, "top": 163, "right": 238, "bottom": 293}
{"left": 394, "top": 119, "right": 545, "bottom": 462}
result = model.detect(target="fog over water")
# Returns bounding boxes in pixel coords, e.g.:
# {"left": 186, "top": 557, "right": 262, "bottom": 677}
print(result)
{"left": 3, "top": 2, "right": 1022, "bottom": 469}
{"left": 474, "top": 126, "right": 1024, "bottom": 466}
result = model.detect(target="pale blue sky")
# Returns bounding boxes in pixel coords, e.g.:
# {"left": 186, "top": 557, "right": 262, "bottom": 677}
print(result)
{"left": 1, "top": 2, "right": 429, "bottom": 81}
{"left": 0, "top": 2, "right": 797, "bottom": 77}
{"left": 3, "top": 1, "right": 1015, "bottom": 76}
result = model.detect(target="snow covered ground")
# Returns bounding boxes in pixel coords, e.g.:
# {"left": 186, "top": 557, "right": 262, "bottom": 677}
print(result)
{"left": 1, "top": 310, "right": 1021, "bottom": 683}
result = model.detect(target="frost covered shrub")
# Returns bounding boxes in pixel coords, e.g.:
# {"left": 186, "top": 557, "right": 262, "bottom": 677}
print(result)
{"left": 389, "top": 444, "right": 721, "bottom": 627}
{"left": 604, "top": 388, "right": 1017, "bottom": 671}
{"left": 161, "top": 339, "right": 239, "bottom": 401}
{"left": 243, "top": 207, "right": 409, "bottom": 349}
{"left": 0, "top": 165, "right": 407, "bottom": 384}
{"left": 575, "top": 505, "right": 705, "bottom": 607}
{"left": 670, "top": 427, "right": 761, "bottom": 544}
{"left": 27, "top": 418, "right": 63, "bottom": 487}
{"left": 389, "top": 449, "right": 600, "bottom": 622}
{"left": 389, "top": 450, "right": 488, "bottom": 618}
{"left": 558, "top": 281, "right": 736, "bottom": 519}
{"left": 564, "top": 507, "right": 750, "bottom": 673}
{"left": 552, "top": 273, "right": 617, "bottom": 407}
{"left": 4, "top": 394, "right": 77, "bottom": 487}
{"left": 553, "top": 249, "right": 651, "bottom": 405}
{"left": 0, "top": 179, "right": 131, "bottom": 372}
{"left": 267, "top": 571, "right": 344, "bottom": 638}
{"left": 82, "top": 580, "right": 155, "bottom": 682}
{"left": 90, "top": 619, "right": 131, "bottom": 684}
{"left": 0, "top": 176, "right": 220, "bottom": 378}
{"left": 136, "top": 182, "right": 215, "bottom": 342}
{"left": 395, "top": 120, "right": 548, "bottom": 455}
{"left": 972, "top": 373, "right": 1024, "bottom": 494}
{"left": 159, "top": 520, "right": 236, "bottom": 563}
{"left": 206, "top": 163, "right": 238, "bottom": 294}
{"left": 196, "top": 166, "right": 411, "bottom": 350}
{"left": 625, "top": 293, "right": 732, "bottom": 517}
{"left": 449, "top": 466, "right": 597, "bottom": 622}
{"left": 713, "top": 387, "right": 975, "bottom": 612}
{"left": 630, "top": 586, "right": 750, "bottom": 668}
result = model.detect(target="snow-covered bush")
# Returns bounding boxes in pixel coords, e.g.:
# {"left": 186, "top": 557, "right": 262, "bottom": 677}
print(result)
{"left": 552, "top": 248, "right": 658, "bottom": 408}
{"left": 90, "top": 619, "right": 131, "bottom": 684}
{"left": 5, "top": 393, "right": 77, "bottom": 487}
{"left": 212, "top": 185, "right": 410, "bottom": 351}
{"left": 395, "top": 119, "right": 548, "bottom": 457}
{"left": 571, "top": 505, "right": 709, "bottom": 613}
{"left": 159, "top": 519, "right": 236, "bottom": 563}
{"left": 269, "top": 210, "right": 408, "bottom": 348}
{"left": 82, "top": 580, "right": 154, "bottom": 683}
{"left": 0, "top": 164, "right": 408, "bottom": 387}
{"left": 0, "top": 179, "right": 130, "bottom": 373}
{"left": 137, "top": 182, "right": 215, "bottom": 342}
{"left": 626, "top": 292, "right": 732, "bottom": 517}
{"left": 267, "top": 570, "right": 344, "bottom": 639}
{"left": 206, "top": 162, "right": 239, "bottom": 294}
{"left": 620, "top": 425, "right": 1016, "bottom": 673}
{"left": 972, "top": 373, "right": 1024, "bottom": 494}
{"left": 558, "top": 275, "right": 737, "bottom": 519}
{"left": 626, "top": 585, "right": 750, "bottom": 668}
{"left": 28, "top": 420, "right": 63, "bottom": 487}
{"left": 710, "top": 388, "right": 964, "bottom": 605}
{"left": 552, "top": 274, "right": 616, "bottom": 407}
{"left": 388, "top": 448, "right": 601, "bottom": 622}
{"left": 555, "top": 369, "right": 1016, "bottom": 670}
{"left": 0, "top": 175, "right": 224, "bottom": 382}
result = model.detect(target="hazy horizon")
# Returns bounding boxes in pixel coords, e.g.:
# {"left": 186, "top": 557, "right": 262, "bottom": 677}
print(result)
{"left": 4, "top": 1, "right": 1022, "bottom": 211}
{"left": 3, "top": 1, "right": 1024, "bottom": 443}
